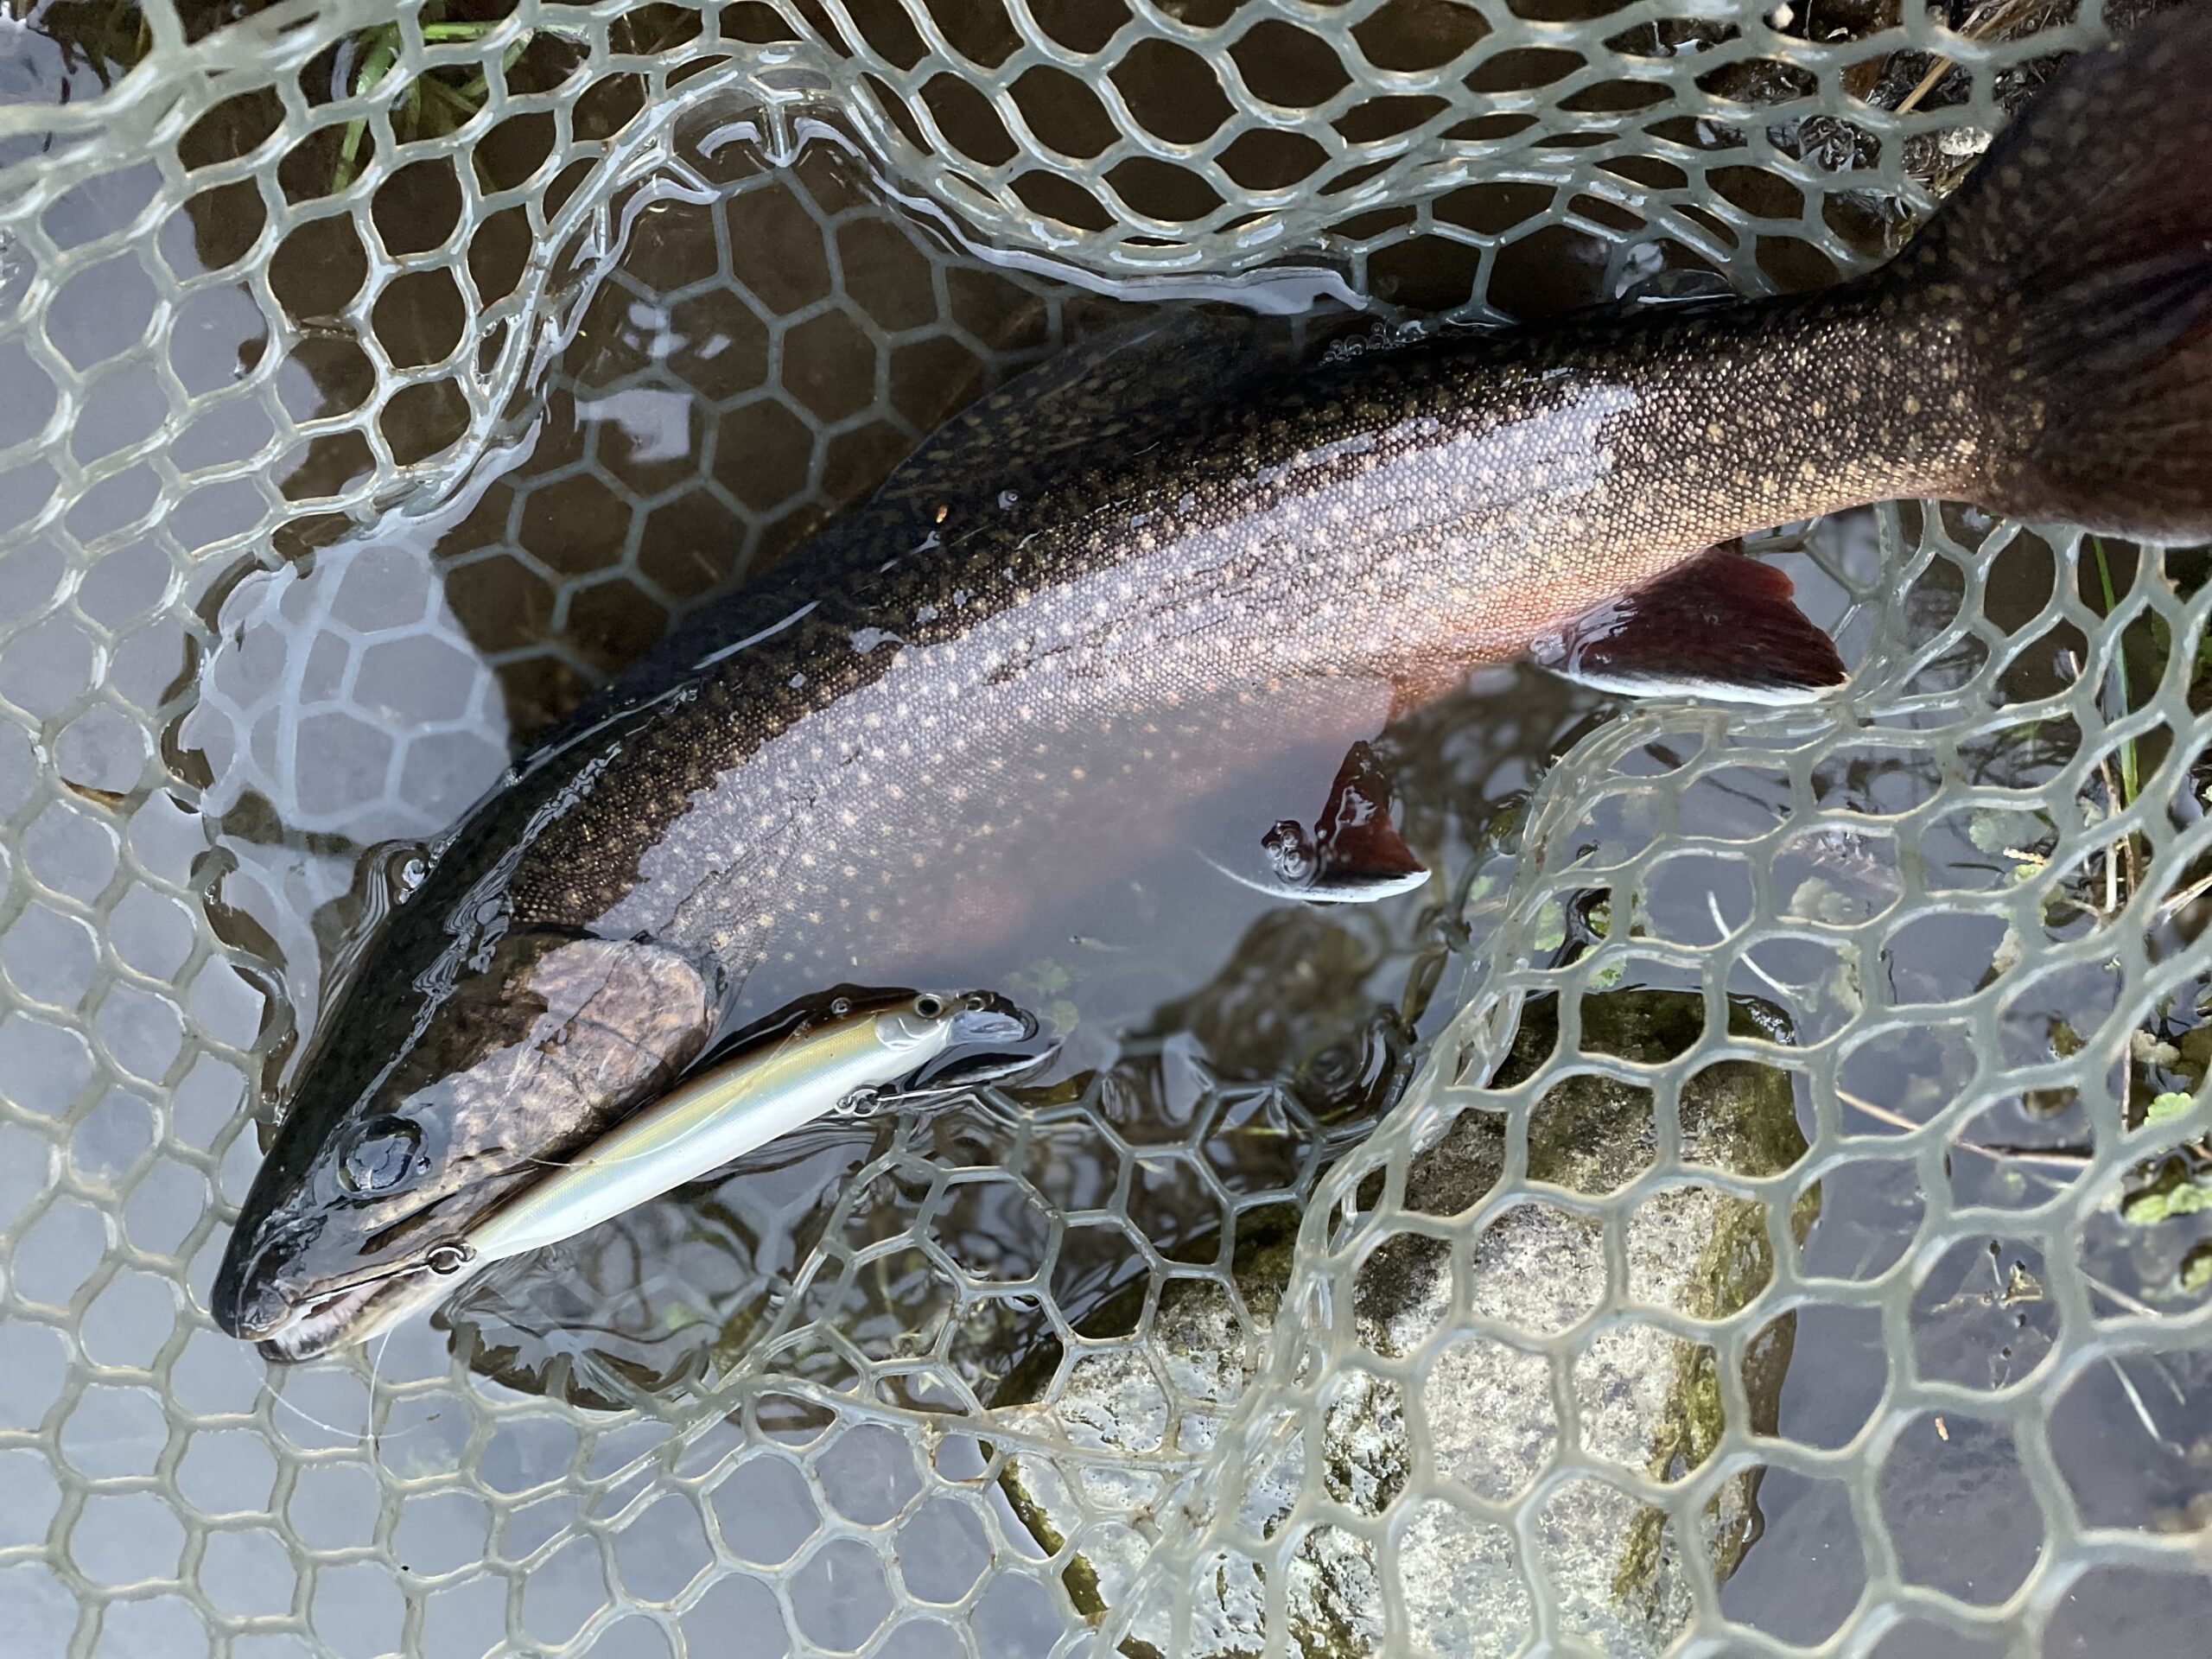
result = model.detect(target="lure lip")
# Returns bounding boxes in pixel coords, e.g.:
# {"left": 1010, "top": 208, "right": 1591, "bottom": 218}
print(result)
{"left": 886, "top": 992, "right": 1053, "bottom": 1103}
{"left": 943, "top": 989, "right": 1036, "bottom": 1049}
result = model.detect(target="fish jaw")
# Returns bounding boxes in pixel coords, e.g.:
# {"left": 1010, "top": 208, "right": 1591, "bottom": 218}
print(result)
{"left": 245, "top": 1266, "right": 461, "bottom": 1363}
{"left": 219, "top": 1193, "right": 490, "bottom": 1361}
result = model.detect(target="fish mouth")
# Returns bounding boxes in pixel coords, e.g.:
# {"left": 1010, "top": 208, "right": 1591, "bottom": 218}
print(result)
{"left": 245, "top": 1266, "right": 456, "bottom": 1363}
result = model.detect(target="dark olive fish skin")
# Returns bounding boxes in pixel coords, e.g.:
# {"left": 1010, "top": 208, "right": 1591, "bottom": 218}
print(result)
{"left": 215, "top": 12, "right": 2212, "bottom": 1358}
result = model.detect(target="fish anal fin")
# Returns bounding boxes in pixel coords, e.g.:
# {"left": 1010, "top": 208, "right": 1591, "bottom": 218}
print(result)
{"left": 1529, "top": 542, "right": 1846, "bottom": 705}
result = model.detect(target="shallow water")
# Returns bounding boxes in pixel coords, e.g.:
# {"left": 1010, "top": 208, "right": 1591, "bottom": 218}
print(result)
{"left": 53, "top": 113, "right": 1594, "bottom": 1647}
{"left": 8, "top": 6, "right": 2212, "bottom": 1656}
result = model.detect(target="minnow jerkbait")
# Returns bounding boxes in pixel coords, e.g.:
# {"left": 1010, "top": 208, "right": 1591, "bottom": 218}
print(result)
{"left": 266, "top": 991, "right": 1029, "bottom": 1353}
{"left": 217, "top": 12, "right": 2212, "bottom": 1359}
{"left": 458, "top": 991, "right": 1028, "bottom": 1264}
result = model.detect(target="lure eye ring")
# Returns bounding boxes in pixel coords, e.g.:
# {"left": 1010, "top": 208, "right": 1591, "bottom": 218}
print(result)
{"left": 425, "top": 1242, "right": 474, "bottom": 1276}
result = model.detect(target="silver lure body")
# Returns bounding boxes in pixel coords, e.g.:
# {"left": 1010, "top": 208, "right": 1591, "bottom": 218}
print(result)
{"left": 461, "top": 993, "right": 964, "bottom": 1264}
{"left": 296, "top": 993, "right": 990, "bottom": 1351}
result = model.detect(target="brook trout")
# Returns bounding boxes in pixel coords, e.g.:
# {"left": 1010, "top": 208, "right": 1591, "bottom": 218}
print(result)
{"left": 216, "top": 11, "right": 2212, "bottom": 1360}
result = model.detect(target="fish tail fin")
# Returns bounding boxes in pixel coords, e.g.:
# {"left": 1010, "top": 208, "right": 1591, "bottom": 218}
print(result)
{"left": 1910, "top": 10, "right": 2212, "bottom": 540}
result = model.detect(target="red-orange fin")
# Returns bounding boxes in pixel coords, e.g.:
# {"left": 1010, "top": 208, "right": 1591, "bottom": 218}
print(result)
{"left": 1529, "top": 543, "right": 1846, "bottom": 705}
{"left": 1224, "top": 741, "right": 1426, "bottom": 905}
{"left": 1312, "top": 741, "right": 1424, "bottom": 887}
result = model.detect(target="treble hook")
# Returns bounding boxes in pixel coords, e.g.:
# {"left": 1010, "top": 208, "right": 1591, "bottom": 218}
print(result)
{"left": 835, "top": 1041, "right": 1064, "bottom": 1115}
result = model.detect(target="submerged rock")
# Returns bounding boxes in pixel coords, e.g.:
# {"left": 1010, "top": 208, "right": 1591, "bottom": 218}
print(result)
{"left": 994, "top": 988, "right": 1816, "bottom": 1657}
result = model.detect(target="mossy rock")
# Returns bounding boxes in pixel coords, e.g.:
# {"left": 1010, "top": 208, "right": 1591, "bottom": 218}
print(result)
{"left": 992, "top": 989, "right": 1818, "bottom": 1657}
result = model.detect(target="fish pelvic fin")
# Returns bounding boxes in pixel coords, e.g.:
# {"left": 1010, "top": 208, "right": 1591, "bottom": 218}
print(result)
{"left": 1208, "top": 741, "right": 1431, "bottom": 906}
{"left": 1914, "top": 9, "right": 2212, "bottom": 541}
{"left": 1531, "top": 543, "right": 1846, "bottom": 704}
{"left": 1311, "top": 741, "right": 1427, "bottom": 887}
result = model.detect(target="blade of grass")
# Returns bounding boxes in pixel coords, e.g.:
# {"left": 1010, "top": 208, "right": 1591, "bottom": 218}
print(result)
{"left": 419, "top": 73, "right": 481, "bottom": 123}
{"left": 2090, "top": 536, "right": 2140, "bottom": 808}
{"left": 335, "top": 29, "right": 400, "bottom": 188}
{"left": 1893, "top": 0, "right": 2042, "bottom": 114}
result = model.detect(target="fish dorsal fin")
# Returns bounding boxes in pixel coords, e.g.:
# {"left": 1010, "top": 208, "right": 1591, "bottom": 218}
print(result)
{"left": 1529, "top": 542, "right": 1847, "bottom": 705}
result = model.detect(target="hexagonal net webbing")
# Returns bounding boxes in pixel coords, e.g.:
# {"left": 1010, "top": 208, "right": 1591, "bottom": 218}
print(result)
{"left": 2, "top": 1, "right": 2209, "bottom": 1656}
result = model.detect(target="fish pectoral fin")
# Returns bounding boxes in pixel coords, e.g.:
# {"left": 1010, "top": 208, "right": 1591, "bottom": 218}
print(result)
{"left": 1529, "top": 541, "right": 1847, "bottom": 705}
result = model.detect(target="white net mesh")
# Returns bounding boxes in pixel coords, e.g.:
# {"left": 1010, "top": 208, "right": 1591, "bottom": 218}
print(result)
{"left": 3, "top": 1, "right": 2209, "bottom": 1655}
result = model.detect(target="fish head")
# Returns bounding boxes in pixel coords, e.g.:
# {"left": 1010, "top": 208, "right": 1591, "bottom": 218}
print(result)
{"left": 214, "top": 925, "right": 715, "bottom": 1361}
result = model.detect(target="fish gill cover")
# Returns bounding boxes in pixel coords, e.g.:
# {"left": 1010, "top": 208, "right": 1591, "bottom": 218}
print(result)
{"left": 1, "top": 3, "right": 2209, "bottom": 1657}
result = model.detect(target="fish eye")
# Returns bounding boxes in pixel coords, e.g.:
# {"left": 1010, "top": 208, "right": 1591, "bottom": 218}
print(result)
{"left": 830, "top": 996, "right": 852, "bottom": 1017}
{"left": 914, "top": 994, "right": 945, "bottom": 1019}
{"left": 339, "top": 1116, "right": 423, "bottom": 1195}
